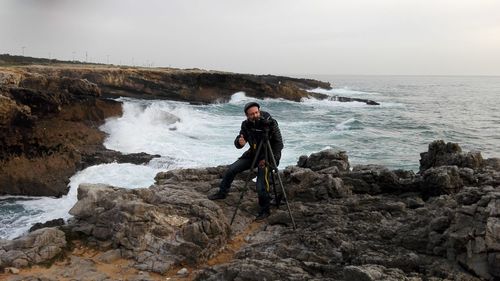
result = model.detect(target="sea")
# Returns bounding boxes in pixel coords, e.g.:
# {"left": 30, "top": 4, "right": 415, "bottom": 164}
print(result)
{"left": 1, "top": 75, "right": 499, "bottom": 239}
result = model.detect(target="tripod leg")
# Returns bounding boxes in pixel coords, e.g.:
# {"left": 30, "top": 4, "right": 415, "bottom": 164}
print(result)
{"left": 271, "top": 170, "right": 281, "bottom": 207}
{"left": 266, "top": 140, "right": 297, "bottom": 230}
{"left": 230, "top": 140, "right": 265, "bottom": 226}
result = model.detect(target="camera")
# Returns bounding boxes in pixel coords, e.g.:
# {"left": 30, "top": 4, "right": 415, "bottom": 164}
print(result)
{"left": 257, "top": 116, "right": 271, "bottom": 128}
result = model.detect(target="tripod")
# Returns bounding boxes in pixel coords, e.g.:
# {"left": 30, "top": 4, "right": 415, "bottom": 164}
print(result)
{"left": 229, "top": 126, "right": 297, "bottom": 230}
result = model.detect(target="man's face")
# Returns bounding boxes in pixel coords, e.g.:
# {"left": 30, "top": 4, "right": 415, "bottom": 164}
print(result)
{"left": 245, "top": 106, "right": 260, "bottom": 122}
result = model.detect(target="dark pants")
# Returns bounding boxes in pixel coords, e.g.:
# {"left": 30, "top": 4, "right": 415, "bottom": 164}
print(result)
{"left": 219, "top": 157, "right": 271, "bottom": 213}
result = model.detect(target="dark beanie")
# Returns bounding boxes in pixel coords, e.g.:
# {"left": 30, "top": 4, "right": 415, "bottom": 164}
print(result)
{"left": 244, "top": 102, "right": 260, "bottom": 114}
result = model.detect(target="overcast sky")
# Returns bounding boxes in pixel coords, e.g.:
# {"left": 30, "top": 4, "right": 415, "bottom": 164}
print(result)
{"left": 1, "top": 0, "right": 499, "bottom": 75}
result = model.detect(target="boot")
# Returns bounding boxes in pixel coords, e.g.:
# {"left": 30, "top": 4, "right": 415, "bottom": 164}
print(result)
{"left": 256, "top": 194, "right": 271, "bottom": 220}
{"left": 207, "top": 191, "right": 227, "bottom": 200}
{"left": 255, "top": 209, "right": 270, "bottom": 221}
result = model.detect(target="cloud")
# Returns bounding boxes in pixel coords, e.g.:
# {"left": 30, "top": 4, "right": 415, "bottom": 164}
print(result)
{"left": 1, "top": 0, "right": 499, "bottom": 75}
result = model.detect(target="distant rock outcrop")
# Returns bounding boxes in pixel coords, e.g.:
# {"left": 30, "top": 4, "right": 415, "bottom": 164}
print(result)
{"left": 18, "top": 66, "right": 332, "bottom": 103}
{"left": 0, "top": 64, "right": 335, "bottom": 197}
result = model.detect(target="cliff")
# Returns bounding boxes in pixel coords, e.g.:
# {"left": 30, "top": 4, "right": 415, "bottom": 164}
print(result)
{"left": 0, "top": 58, "right": 333, "bottom": 197}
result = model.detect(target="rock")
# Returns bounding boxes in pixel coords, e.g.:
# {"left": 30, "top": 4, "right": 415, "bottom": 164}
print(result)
{"left": 429, "top": 216, "right": 451, "bottom": 233}
{"left": 485, "top": 217, "right": 500, "bottom": 251}
{"left": 341, "top": 165, "right": 420, "bottom": 195}
{"left": 53, "top": 256, "right": 108, "bottom": 281}
{"left": 194, "top": 258, "right": 311, "bottom": 281}
{"left": 326, "top": 95, "right": 380, "bottom": 105}
{"left": 129, "top": 271, "right": 154, "bottom": 281}
{"left": 419, "top": 140, "right": 484, "bottom": 172}
{"left": 488, "top": 253, "right": 500, "bottom": 278}
{"left": 82, "top": 150, "right": 161, "bottom": 167}
{"left": 4, "top": 267, "right": 20, "bottom": 274}
{"left": 69, "top": 183, "right": 230, "bottom": 274}
{"left": 485, "top": 158, "right": 500, "bottom": 171}
{"left": 177, "top": 267, "right": 189, "bottom": 275}
{"left": 3, "top": 139, "right": 496, "bottom": 281}
{"left": 343, "top": 265, "right": 407, "bottom": 281}
{"left": 421, "top": 166, "right": 464, "bottom": 197}
{"left": 97, "top": 249, "right": 122, "bottom": 263}
{"left": 0, "top": 93, "right": 32, "bottom": 127}
{"left": 297, "top": 149, "right": 350, "bottom": 172}
{"left": 29, "top": 218, "right": 65, "bottom": 232}
{"left": 0, "top": 228, "right": 66, "bottom": 268}
{"left": 283, "top": 166, "right": 350, "bottom": 201}
{"left": 0, "top": 75, "right": 123, "bottom": 197}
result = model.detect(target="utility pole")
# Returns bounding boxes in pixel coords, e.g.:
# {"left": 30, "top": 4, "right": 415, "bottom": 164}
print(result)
{"left": 21, "top": 46, "right": 26, "bottom": 56}
{"left": 85, "top": 51, "right": 88, "bottom": 62}
{"left": 72, "top": 51, "right": 76, "bottom": 62}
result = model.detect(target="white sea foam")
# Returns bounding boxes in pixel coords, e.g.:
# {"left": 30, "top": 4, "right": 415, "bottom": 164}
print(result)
{"left": 100, "top": 98, "right": 243, "bottom": 168}
{"left": 0, "top": 163, "right": 160, "bottom": 240}
{"left": 228, "top": 91, "right": 251, "bottom": 104}
{"left": 300, "top": 97, "right": 369, "bottom": 108}
{"left": 335, "top": 118, "right": 357, "bottom": 131}
{"left": 307, "top": 87, "right": 380, "bottom": 96}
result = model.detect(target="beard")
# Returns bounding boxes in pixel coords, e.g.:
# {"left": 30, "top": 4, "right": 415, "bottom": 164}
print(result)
{"left": 249, "top": 115, "right": 260, "bottom": 122}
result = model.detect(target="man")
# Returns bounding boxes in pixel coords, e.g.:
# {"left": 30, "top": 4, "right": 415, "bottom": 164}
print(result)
{"left": 208, "top": 102, "right": 284, "bottom": 220}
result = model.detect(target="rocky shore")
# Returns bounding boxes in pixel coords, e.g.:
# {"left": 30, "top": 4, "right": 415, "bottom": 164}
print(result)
{"left": 1, "top": 140, "right": 499, "bottom": 280}
{"left": 1, "top": 57, "right": 344, "bottom": 197}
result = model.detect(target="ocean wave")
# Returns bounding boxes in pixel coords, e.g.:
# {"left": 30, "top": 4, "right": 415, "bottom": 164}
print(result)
{"left": 228, "top": 91, "right": 251, "bottom": 104}
{"left": 335, "top": 118, "right": 362, "bottom": 131}
{"left": 0, "top": 163, "right": 160, "bottom": 240}
{"left": 300, "top": 97, "right": 369, "bottom": 108}
{"left": 307, "top": 87, "right": 380, "bottom": 96}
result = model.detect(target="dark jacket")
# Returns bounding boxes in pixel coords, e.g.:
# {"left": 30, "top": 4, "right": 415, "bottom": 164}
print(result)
{"left": 234, "top": 111, "right": 284, "bottom": 166}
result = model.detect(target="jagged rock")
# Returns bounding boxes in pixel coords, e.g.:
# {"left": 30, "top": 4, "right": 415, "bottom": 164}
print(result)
{"left": 422, "top": 166, "right": 464, "bottom": 196}
{"left": 297, "top": 149, "right": 350, "bottom": 172}
{"left": 0, "top": 93, "right": 32, "bottom": 127}
{"left": 341, "top": 165, "right": 421, "bottom": 195}
{"left": 0, "top": 71, "right": 123, "bottom": 197}
{"left": 485, "top": 158, "right": 500, "bottom": 171}
{"left": 326, "top": 95, "right": 380, "bottom": 105}
{"left": 194, "top": 258, "right": 311, "bottom": 281}
{"left": 419, "top": 140, "right": 484, "bottom": 172}
{"left": 68, "top": 183, "right": 231, "bottom": 274}
{"left": 0, "top": 228, "right": 66, "bottom": 268}
{"left": 343, "top": 264, "right": 408, "bottom": 281}
{"left": 283, "top": 166, "right": 350, "bottom": 201}
{"left": 29, "top": 218, "right": 65, "bottom": 232}
{"left": 2, "top": 140, "right": 497, "bottom": 281}
{"left": 81, "top": 150, "right": 161, "bottom": 167}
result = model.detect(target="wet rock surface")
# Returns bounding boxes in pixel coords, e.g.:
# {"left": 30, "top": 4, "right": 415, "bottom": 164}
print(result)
{"left": 0, "top": 228, "right": 66, "bottom": 269}
{"left": 1, "top": 141, "right": 499, "bottom": 280}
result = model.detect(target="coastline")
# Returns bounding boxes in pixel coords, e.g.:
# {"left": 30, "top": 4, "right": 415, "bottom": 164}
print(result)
{"left": 1, "top": 56, "right": 499, "bottom": 280}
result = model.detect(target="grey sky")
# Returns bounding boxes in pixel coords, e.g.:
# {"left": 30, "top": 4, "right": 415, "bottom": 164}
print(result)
{"left": 1, "top": 0, "right": 499, "bottom": 75}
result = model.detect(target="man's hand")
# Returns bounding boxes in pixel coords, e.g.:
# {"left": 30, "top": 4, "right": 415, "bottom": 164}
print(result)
{"left": 238, "top": 134, "right": 247, "bottom": 147}
{"left": 258, "top": 159, "right": 266, "bottom": 168}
